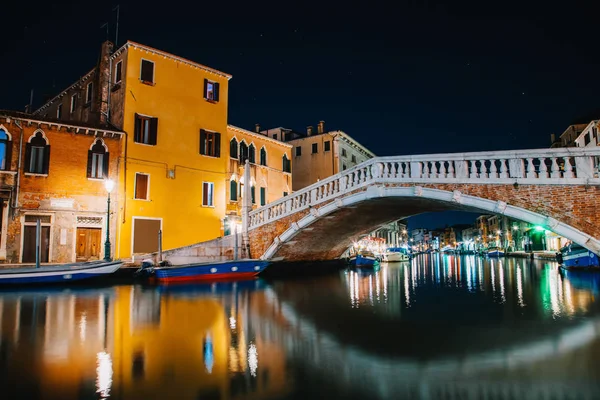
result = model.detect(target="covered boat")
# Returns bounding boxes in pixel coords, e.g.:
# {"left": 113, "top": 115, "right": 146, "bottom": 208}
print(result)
{"left": 559, "top": 242, "right": 600, "bottom": 270}
{"left": 487, "top": 246, "right": 505, "bottom": 257}
{"left": 348, "top": 250, "right": 379, "bottom": 268}
{"left": 383, "top": 247, "right": 410, "bottom": 262}
{"left": 144, "top": 259, "right": 270, "bottom": 283}
{"left": 0, "top": 260, "right": 123, "bottom": 285}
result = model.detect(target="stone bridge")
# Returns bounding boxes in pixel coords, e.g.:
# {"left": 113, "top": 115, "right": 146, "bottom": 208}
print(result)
{"left": 248, "top": 147, "right": 600, "bottom": 261}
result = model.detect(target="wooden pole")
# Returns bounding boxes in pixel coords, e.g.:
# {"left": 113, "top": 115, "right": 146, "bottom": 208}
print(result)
{"left": 35, "top": 218, "right": 40, "bottom": 268}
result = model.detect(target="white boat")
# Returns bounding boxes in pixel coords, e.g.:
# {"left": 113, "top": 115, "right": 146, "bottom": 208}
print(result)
{"left": 383, "top": 247, "right": 410, "bottom": 262}
{"left": 0, "top": 260, "right": 123, "bottom": 285}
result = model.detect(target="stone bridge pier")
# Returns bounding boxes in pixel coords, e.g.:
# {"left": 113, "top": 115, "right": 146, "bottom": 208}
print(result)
{"left": 248, "top": 147, "right": 600, "bottom": 262}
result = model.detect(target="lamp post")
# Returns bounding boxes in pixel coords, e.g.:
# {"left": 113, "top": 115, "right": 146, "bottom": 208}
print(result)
{"left": 104, "top": 179, "right": 115, "bottom": 262}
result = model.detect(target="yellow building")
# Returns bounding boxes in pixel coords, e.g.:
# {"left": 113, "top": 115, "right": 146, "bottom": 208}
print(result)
{"left": 33, "top": 40, "right": 232, "bottom": 259}
{"left": 224, "top": 125, "right": 292, "bottom": 233}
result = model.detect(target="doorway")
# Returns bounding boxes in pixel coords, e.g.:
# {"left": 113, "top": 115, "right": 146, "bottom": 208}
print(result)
{"left": 22, "top": 225, "right": 50, "bottom": 263}
{"left": 76, "top": 227, "right": 102, "bottom": 261}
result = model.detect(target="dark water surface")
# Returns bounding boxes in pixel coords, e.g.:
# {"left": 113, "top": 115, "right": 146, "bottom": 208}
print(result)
{"left": 2, "top": 255, "right": 600, "bottom": 399}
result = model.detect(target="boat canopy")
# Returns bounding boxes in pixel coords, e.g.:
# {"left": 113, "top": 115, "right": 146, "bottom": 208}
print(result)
{"left": 387, "top": 247, "right": 409, "bottom": 254}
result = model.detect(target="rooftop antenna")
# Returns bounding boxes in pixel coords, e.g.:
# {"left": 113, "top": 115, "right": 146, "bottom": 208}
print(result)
{"left": 113, "top": 5, "right": 120, "bottom": 47}
{"left": 28, "top": 89, "right": 34, "bottom": 113}
{"left": 100, "top": 22, "right": 109, "bottom": 40}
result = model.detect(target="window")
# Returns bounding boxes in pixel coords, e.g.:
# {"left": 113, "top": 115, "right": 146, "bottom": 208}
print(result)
{"left": 134, "top": 173, "right": 149, "bottom": 200}
{"left": 341, "top": 148, "right": 347, "bottom": 157}
{"left": 324, "top": 140, "right": 331, "bottom": 152}
{"left": 343, "top": 164, "right": 347, "bottom": 171}
{"left": 87, "top": 139, "right": 109, "bottom": 179}
{"left": 260, "top": 187, "right": 266, "bottom": 206}
{"left": 0, "top": 129, "right": 12, "bottom": 171}
{"left": 86, "top": 82, "right": 93, "bottom": 104}
{"left": 273, "top": 134, "right": 278, "bottom": 140}
{"left": 230, "top": 179, "right": 238, "bottom": 201}
{"left": 25, "top": 131, "right": 50, "bottom": 174}
{"left": 114, "top": 60, "right": 122, "bottom": 83}
{"left": 140, "top": 59, "right": 154, "bottom": 84}
{"left": 57, "top": 104, "right": 62, "bottom": 119}
{"left": 312, "top": 143, "right": 318, "bottom": 154}
{"left": 283, "top": 191, "right": 288, "bottom": 197}
{"left": 230, "top": 138, "right": 238, "bottom": 159}
{"left": 282, "top": 154, "right": 291, "bottom": 173}
{"left": 585, "top": 133, "right": 591, "bottom": 146}
{"left": 295, "top": 146, "right": 302, "bottom": 157}
{"left": 248, "top": 144, "right": 256, "bottom": 163}
{"left": 70, "top": 94, "right": 77, "bottom": 113}
{"left": 203, "top": 79, "right": 220, "bottom": 102}
{"left": 260, "top": 147, "right": 267, "bottom": 166}
{"left": 199, "top": 130, "right": 221, "bottom": 157}
{"left": 239, "top": 141, "right": 249, "bottom": 163}
{"left": 134, "top": 114, "right": 158, "bottom": 145}
{"left": 251, "top": 186, "right": 256, "bottom": 204}
{"left": 202, "top": 182, "right": 214, "bottom": 207}
{"left": 351, "top": 155, "right": 357, "bottom": 163}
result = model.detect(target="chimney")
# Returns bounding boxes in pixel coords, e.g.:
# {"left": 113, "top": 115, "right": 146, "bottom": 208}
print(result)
{"left": 255, "top": 123, "right": 260, "bottom": 133}
{"left": 318, "top": 120, "right": 325, "bottom": 134}
{"left": 307, "top": 126, "right": 313, "bottom": 135}
{"left": 97, "top": 40, "right": 114, "bottom": 124}
{"left": 550, "top": 133, "right": 556, "bottom": 143}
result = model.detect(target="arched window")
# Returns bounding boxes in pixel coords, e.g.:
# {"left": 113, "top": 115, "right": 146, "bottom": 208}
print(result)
{"left": 87, "top": 139, "right": 109, "bottom": 179}
{"left": 251, "top": 185, "right": 256, "bottom": 204}
{"left": 248, "top": 144, "right": 256, "bottom": 164}
{"left": 282, "top": 154, "right": 291, "bottom": 173}
{"left": 260, "top": 147, "right": 267, "bottom": 166}
{"left": 230, "top": 138, "right": 238, "bottom": 159}
{"left": 25, "top": 131, "right": 50, "bottom": 174}
{"left": 230, "top": 179, "right": 238, "bottom": 201}
{"left": 0, "top": 128, "right": 12, "bottom": 171}
{"left": 239, "top": 141, "right": 249, "bottom": 163}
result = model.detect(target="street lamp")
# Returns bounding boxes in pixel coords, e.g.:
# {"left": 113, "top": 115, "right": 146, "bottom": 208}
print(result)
{"left": 104, "top": 179, "right": 115, "bottom": 262}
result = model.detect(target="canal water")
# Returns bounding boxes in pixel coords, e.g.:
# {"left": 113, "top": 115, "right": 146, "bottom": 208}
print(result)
{"left": 1, "top": 255, "right": 600, "bottom": 399}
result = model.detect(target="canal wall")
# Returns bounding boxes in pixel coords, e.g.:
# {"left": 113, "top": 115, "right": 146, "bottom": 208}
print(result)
{"left": 129, "top": 234, "right": 242, "bottom": 265}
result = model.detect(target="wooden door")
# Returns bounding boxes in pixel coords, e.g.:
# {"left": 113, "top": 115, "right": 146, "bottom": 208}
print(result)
{"left": 76, "top": 228, "right": 102, "bottom": 261}
{"left": 22, "top": 226, "right": 50, "bottom": 263}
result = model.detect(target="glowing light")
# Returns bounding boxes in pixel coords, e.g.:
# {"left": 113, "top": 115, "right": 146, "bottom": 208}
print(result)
{"left": 104, "top": 179, "right": 115, "bottom": 193}
{"left": 204, "top": 335, "right": 214, "bottom": 374}
{"left": 248, "top": 343, "right": 258, "bottom": 377}
{"left": 535, "top": 226, "right": 545, "bottom": 232}
{"left": 497, "top": 230, "right": 502, "bottom": 235}
{"left": 229, "top": 316, "right": 236, "bottom": 330}
{"left": 96, "top": 352, "right": 113, "bottom": 398}
{"left": 516, "top": 265, "right": 525, "bottom": 308}
{"left": 513, "top": 225, "right": 519, "bottom": 231}
{"left": 79, "top": 313, "right": 87, "bottom": 341}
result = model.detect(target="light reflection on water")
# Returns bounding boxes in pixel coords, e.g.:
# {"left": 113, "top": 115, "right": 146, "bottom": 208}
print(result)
{"left": 0, "top": 256, "right": 600, "bottom": 399}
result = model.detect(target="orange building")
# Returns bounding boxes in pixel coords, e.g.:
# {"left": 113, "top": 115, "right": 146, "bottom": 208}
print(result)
{"left": 0, "top": 110, "right": 122, "bottom": 263}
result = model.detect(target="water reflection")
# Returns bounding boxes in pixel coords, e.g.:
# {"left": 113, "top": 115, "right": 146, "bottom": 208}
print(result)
{"left": 0, "top": 257, "right": 600, "bottom": 399}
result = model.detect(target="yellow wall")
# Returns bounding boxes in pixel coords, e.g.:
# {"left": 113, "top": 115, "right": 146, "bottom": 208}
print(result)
{"left": 116, "top": 44, "right": 231, "bottom": 257}
{"left": 226, "top": 126, "right": 292, "bottom": 217}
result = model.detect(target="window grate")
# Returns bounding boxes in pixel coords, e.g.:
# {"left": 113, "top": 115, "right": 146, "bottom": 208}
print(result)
{"left": 77, "top": 216, "right": 103, "bottom": 226}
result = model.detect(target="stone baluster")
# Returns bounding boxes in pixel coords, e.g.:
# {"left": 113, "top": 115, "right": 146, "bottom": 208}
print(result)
{"left": 434, "top": 161, "right": 441, "bottom": 178}
{"left": 423, "top": 162, "right": 430, "bottom": 178}
{"left": 499, "top": 159, "right": 508, "bottom": 179}
{"left": 448, "top": 161, "right": 455, "bottom": 178}
{"left": 550, "top": 157, "right": 560, "bottom": 178}
{"left": 469, "top": 160, "right": 477, "bottom": 178}
{"left": 526, "top": 158, "right": 536, "bottom": 179}
{"left": 563, "top": 157, "right": 574, "bottom": 178}
{"left": 382, "top": 162, "right": 389, "bottom": 178}
{"left": 489, "top": 159, "right": 497, "bottom": 179}
{"left": 339, "top": 175, "right": 347, "bottom": 191}
{"left": 538, "top": 157, "right": 548, "bottom": 178}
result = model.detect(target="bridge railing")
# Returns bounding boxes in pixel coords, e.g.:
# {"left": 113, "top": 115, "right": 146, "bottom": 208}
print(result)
{"left": 249, "top": 147, "right": 600, "bottom": 229}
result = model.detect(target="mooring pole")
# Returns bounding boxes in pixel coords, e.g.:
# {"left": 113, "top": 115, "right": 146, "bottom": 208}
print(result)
{"left": 35, "top": 218, "right": 41, "bottom": 268}
{"left": 234, "top": 224, "right": 238, "bottom": 261}
{"left": 158, "top": 229, "right": 163, "bottom": 263}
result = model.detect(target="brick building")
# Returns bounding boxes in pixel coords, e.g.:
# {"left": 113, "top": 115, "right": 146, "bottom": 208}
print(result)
{"left": 0, "top": 111, "right": 122, "bottom": 263}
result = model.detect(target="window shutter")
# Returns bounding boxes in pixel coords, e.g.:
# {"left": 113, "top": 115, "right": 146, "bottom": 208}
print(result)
{"left": 230, "top": 180, "right": 237, "bottom": 201}
{"left": 203, "top": 79, "right": 208, "bottom": 99}
{"left": 202, "top": 182, "right": 208, "bottom": 205}
{"left": 260, "top": 187, "right": 266, "bottom": 206}
{"left": 24, "top": 143, "right": 32, "bottom": 173}
{"left": 230, "top": 140, "right": 238, "bottom": 159}
{"left": 141, "top": 60, "right": 154, "bottom": 82}
{"left": 214, "top": 132, "right": 221, "bottom": 157}
{"left": 103, "top": 152, "right": 110, "bottom": 178}
{"left": 134, "top": 114, "right": 140, "bottom": 141}
{"left": 214, "top": 82, "right": 220, "bottom": 102}
{"left": 199, "top": 130, "right": 207, "bottom": 155}
{"left": 87, "top": 150, "right": 93, "bottom": 178}
{"left": 5, "top": 141, "right": 12, "bottom": 170}
{"left": 149, "top": 118, "right": 158, "bottom": 145}
{"left": 251, "top": 186, "right": 256, "bottom": 204}
{"left": 43, "top": 145, "right": 51, "bottom": 174}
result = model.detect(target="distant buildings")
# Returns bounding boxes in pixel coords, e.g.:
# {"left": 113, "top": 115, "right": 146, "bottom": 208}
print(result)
{"left": 260, "top": 122, "right": 375, "bottom": 191}
{"left": 550, "top": 119, "right": 600, "bottom": 148}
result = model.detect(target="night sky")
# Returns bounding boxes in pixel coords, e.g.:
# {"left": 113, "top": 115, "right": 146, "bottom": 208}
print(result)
{"left": 2, "top": 1, "right": 599, "bottom": 230}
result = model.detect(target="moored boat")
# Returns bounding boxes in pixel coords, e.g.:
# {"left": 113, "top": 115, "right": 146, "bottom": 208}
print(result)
{"left": 0, "top": 260, "right": 123, "bottom": 285}
{"left": 487, "top": 247, "right": 505, "bottom": 257}
{"left": 146, "top": 259, "right": 270, "bottom": 283}
{"left": 559, "top": 243, "right": 600, "bottom": 270}
{"left": 348, "top": 251, "right": 379, "bottom": 268}
{"left": 383, "top": 247, "right": 410, "bottom": 262}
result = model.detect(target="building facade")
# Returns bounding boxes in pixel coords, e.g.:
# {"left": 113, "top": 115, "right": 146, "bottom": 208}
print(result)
{"left": 574, "top": 120, "right": 600, "bottom": 148}
{"left": 550, "top": 123, "right": 588, "bottom": 148}
{"left": 260, "top": 122, "right": 375, "bottom": 191}
{"left": 0, "top": 111, "right": 122, "bottom": 263}
{"left": 225, "top": 125, "right": 292, "bottom": 234}
{"left": 33, "top": 40, "right": 232, "bottom": 259}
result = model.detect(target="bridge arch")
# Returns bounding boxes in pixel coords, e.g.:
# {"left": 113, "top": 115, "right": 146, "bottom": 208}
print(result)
{"left": 251, "top": 185, "right": 600, "bottom": 261}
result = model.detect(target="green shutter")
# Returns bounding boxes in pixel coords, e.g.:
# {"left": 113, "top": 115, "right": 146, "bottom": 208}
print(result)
{"left": 230, "top": 180, "right": 237, "bottom": 201}
{"left": 251, "top": 186, "right": 256, "bottom": 204}
{"left": 260, "top": 187, "right": 266, "bottom": 206}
